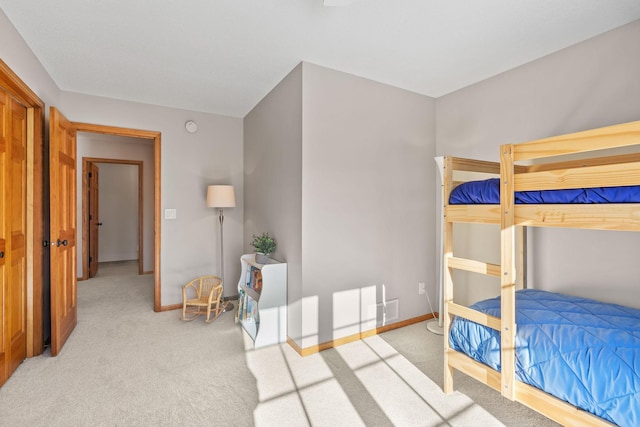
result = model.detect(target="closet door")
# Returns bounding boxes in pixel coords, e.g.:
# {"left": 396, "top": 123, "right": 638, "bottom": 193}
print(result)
{"left": 7, "top": 96, "right": 27, "bottom": 377}
{"left": 0, "top": 88, "right": 28, "bottom": 385}
{"left": 0, "top": 86, "right": 7, "bottom": 385}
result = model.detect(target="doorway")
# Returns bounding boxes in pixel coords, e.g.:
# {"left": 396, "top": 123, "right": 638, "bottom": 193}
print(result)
{"left": 48, "top": 111, "right": 162, "bottom": 357}
{"left": 70, "top": 122, "right": 161, "bottom": 313}
{"left": 81, "top": 158, "right": 144, "bottom": 280}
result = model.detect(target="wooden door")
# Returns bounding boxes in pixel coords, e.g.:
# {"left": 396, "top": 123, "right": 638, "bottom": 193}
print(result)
{"left": 88, "top": 162, "right": 99, "bottom": 278}
{"left": 7, "top": 97, "right": 27, "bottom": 376}
{"left": 49, "top": 107, "right": 77, "bottom": 357}
{"left": 0, "top": 88, "right": 28, "bottom": 384}
{"left": 0, "top": 85, "right": 8, "bottom": 384}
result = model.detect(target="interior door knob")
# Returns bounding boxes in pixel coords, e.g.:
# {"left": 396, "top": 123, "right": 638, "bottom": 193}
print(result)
{"left": 0, "top": 251, "right": 4, "bottom": 258}
{"left": 98, "top": 223, "right": 103, "bottom": 226}
{"left": 56, "top": 239, "right": 68, "bottom": 247}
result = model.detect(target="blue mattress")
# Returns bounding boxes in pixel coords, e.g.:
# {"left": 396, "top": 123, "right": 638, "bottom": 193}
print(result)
{"left": 449, "top": 289, "right": 640, "bottom": 426}
{"left": 449, "top": 178, "right": 640, "bottom": 204}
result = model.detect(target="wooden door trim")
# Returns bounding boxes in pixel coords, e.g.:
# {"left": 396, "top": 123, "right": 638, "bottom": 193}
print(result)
{"left": 81, "top": 158, "right": 144, "bottom": 280}
{"left": 0, "top": 59, "right": 44, "bottom": 357}
{"left": 71, "top": 123, "right": 159, "bottom": 139}
{"left": 72, "top": 122, "right": 161, "bottom": 311}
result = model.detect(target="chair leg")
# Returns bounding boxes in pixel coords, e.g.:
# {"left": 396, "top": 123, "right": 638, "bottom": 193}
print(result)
{"left": 205, "top": 301, "right": 224, "bottom": 323}
{"left": 181, "top": 305, "right": 200, "bottom": 321}
{"left": 205, "top": 304, "right": 217, "bottom": 323}
{"left": 219, "top": 301, "right": 228, "bottom": 315}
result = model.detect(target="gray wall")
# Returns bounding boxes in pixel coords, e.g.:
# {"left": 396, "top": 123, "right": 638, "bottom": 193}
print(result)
{"left": 301, "top": 63, "right": 436, "bottom": 348}
{"left": 244, "top": 64, "right": 304, "bottom": 343}
{"left": 436, "top": 20, "right": 640, "bottom": 308}
{"left": 246, "top": 62, "right": 436, "bottom": 348}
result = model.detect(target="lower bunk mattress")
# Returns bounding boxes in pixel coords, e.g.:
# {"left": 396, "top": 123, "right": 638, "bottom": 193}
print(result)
{"left": 449, "top": 289, "right": 640, "bottom": 426}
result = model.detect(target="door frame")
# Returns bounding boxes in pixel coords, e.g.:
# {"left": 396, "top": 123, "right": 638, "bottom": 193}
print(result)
{"left": 70, "top": 123, "right": 161, "bottom": 311}
{"left": 0, "top": 59, "right": 44, "bottom": 357}
{"left": 80, "top": 158, "right": 144, "bottom": 280}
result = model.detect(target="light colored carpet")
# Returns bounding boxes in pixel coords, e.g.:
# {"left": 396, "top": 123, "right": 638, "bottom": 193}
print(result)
{"left": 0, "top": 261, "right": 558, "bottom": 426}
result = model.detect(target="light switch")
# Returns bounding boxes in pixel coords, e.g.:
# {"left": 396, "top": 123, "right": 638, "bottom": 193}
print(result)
{"left": 164, "top": 208, "right": 177, "bottom": 219}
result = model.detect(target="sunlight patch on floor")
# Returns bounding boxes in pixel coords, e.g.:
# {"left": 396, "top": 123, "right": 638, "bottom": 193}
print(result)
{"left": 338, "top": 336, "right": 505, "bottom": 426}
{"left": 246, "top": 331, "right": 504, "bottom": 427}
{"left": 247, "top": 337, "right": 364, "bottom": 427}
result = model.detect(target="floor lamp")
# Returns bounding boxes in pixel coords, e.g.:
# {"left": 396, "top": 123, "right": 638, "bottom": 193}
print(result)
{"left": 206, "top": 185, "right": 236, "bottom": 311}
{"left": 427, "top": 156, "right": 445, "bottom": 335}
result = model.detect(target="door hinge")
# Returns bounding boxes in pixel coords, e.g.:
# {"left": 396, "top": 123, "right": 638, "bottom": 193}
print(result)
{"left": 89, "top": 214, "right": 92, "bottom": 220}
{"left": 88, "top": 172, "right": 92, "bottom": 178}
{"left": 89, "top": 256, "right": 93, "bottom": 263}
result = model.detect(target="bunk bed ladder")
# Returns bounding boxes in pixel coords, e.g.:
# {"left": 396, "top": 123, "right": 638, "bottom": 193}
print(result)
{"left": 442, "top": 155, "right": 526, "bottom": 399}
{"left": 443, "top": 156, "right": 503, "bottom": 393}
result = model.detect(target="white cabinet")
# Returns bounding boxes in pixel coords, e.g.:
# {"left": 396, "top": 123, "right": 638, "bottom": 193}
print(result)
{"left": 236, "top": 254, "right": 287, "bottom": 348}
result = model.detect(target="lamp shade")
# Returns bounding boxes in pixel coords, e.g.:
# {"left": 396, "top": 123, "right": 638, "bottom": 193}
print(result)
{"left": 206, "top": 185, "right": 236, "bottom": 208}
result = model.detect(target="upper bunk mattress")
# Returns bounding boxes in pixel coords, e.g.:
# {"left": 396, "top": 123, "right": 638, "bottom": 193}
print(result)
{"left": 449, "top": 177, "right": 640, "bottom": 204}
{"left": 449, "top": 289, "right": 640, "bottom": 426}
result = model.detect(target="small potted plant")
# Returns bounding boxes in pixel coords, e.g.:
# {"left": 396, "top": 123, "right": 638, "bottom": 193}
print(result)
{"left": 250, "top": 232, "right": 276, "bottom": 264}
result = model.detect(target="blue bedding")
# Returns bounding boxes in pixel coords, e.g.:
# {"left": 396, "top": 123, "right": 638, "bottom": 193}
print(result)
{"left": 449, "top": 178, "right": 640, "bottom": 204}
{"left": 449, "top": 289, "right": 640, "bottom": 426}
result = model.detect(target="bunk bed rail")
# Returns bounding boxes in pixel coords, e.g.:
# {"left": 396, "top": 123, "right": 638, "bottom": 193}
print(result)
{"left": 511, "top": 120, "right": 640, "bottom": 161}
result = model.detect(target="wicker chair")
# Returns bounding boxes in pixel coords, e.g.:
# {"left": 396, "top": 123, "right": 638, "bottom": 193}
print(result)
{"left": 181, "top": 275, "right": 226, "bottom": 322}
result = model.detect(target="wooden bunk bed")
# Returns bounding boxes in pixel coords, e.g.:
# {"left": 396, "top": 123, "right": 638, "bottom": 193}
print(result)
{"left": 441, "top": 120, "right": 640, "bottom": 427}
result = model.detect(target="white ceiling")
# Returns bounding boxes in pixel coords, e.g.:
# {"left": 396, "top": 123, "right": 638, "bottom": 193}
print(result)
{"left": 1, "top": 1, "right": 639, "bottom": 118}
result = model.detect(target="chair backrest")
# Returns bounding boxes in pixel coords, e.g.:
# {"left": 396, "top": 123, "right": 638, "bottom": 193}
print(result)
{"left": 198, "top": 275, "right": 223, "bottom": 298}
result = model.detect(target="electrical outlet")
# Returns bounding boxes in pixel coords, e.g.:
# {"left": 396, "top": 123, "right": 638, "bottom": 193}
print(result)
{"left": 418, "top": 282, "right": 426, "bottom": 295}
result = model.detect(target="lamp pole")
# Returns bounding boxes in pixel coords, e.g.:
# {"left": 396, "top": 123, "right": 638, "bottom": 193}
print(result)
{"left": 427, "top": 157, "right": 444, "bottom": 335}
{"left": 206, "top": 185, "right": 236, "bottom": 312}
{"left": 218, "top": 207, "right": 233, "bottom": 311}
